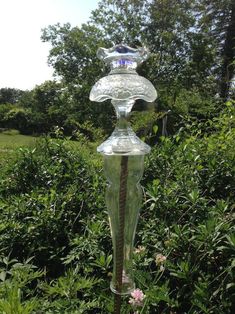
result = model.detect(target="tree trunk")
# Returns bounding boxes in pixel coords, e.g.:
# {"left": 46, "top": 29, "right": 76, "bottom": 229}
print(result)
{"left": 220, "top": 0, "right": 235, "bottom": 100}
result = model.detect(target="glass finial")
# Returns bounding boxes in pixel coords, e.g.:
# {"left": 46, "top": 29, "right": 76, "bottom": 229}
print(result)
{"left": 97, "top": 44, "right": 149, "bottom": 70}
{"left": 90, "top": 44, "right": 157, "bottom": 103}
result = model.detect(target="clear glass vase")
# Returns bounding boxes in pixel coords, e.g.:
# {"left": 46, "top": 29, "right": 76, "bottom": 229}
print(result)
{"left": 104, "top": 154, "right": 144, "bottom": 294}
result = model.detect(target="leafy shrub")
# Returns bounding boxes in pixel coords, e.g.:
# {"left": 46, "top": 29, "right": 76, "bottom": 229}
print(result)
{"left": 172, "top": 87, "right": 217, "bottom": 118}
{"left": 64, "top": 117, "right": 104, "bottom": 142}
{"left": 0, "top": 138, "right": 105, "bottom": 277}
{"left": 137, "top": 102, "right": 235, "bottom": 313}
{"left": 0, "top": 104, "right": 15, "bottom": 126}
{"left": 0, "top": 256, "right": 43, "bottom": 314}
{"left": 0, "top": 103, "right": 234, "bottom": 313}
{"left": 0, "top": 129, "right": 20, "bottom": 136}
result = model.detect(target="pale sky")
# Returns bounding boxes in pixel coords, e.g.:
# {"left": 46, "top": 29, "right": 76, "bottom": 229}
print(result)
{"left": 0, "top": 0, "right": 99, "bottom": 90}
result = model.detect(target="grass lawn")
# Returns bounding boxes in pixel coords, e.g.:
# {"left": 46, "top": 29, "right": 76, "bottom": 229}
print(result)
{"left": 0, "top": 130, "right": 102, "bottom": 169}
{"left": 0, "top": 131, "right": 37, "bottom": 167}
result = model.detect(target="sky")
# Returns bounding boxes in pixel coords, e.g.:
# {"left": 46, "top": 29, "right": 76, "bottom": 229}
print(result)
{"left": 0, "top": 0, "right": 99, "bottom": 90}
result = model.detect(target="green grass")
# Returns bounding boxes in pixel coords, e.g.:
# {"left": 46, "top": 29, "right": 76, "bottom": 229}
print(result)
{"left": 0, "top": 132, "right": 37, "bottom": 166}
{"left": 0, "top": 133, "right": 36, "bottom": 148}
{"left": 0, "top": 130, "right": 102, "bottom": 169}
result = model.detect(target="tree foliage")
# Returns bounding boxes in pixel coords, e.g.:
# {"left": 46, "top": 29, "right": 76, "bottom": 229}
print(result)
{"left": 0, "top": 88, "right": 25, "bottom": 104}
{"left": 1, "top": 0, "right": 234, "bottom": 136}
{"left": 39, "top": 0, "right": 234, "bottom": 129}
{"left": 196, "top": 0, "right": 235, "bottom": 100}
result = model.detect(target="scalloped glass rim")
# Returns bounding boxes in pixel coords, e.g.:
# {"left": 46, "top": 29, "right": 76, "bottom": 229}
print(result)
{"left": 97, "top": 44, "right": 150, "bottom": 65}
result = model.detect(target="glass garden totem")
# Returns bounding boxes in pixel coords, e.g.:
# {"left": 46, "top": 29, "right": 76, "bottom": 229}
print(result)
{"left": 90, "top": 44, "right": 157, "bottom": 313}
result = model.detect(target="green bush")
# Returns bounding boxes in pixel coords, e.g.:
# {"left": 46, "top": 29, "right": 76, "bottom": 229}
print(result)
{"left": 0, "top": 103, "right": 234, "bottom": 313}
{"left": 0, "top": 138, "right": 105, "bottom": 277}
{"left": 137, "top": 102, "right": 235, "bottom": 313}
{"left": 172, "top": 88, "right": 217, "bottom": 117}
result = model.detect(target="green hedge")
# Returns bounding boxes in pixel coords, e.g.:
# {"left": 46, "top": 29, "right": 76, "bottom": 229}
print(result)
{"left": 0, "top": 103, "right": 234, "bottom": 313}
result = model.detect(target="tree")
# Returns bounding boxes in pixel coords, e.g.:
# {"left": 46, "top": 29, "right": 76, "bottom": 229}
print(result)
{"left": 41, "top": 23, "right": 106, "bottom": 86}
{"left": 41, "top": 23, "right": 115, "bottom": 130}
{"left": 89, "top": 0, "right": 220, "bottom": 109}
{"left": 197, "top": 0, "right": 235, "bottom": 100}
{"left": 3, "top": 107, "right": 30, "bottom": 133}
{"left": 0, "top": 88, "right": 25, "bottom": 104}
{"left": 40, "top": 0, "right": 231, "bottom": 137}
{"left": 89, "top": 0, "right": 148, "bottom": 44}
{"left": 220, "top": 0, "right": 235, "bottom": 99}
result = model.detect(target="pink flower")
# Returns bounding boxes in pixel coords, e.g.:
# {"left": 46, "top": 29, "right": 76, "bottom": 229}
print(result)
{"left": 155, "top": 253, "right": 167, "bottom": 265}
{"left": 129, "top": 288, "right": 145, "bottom": 307}
{"left": 131, "top": 288, "right": 145, "bottom": 300}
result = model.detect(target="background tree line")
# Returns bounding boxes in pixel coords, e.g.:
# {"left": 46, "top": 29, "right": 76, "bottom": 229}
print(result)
{"left": 0, "top": 0, "right": 234, "bottom": 138}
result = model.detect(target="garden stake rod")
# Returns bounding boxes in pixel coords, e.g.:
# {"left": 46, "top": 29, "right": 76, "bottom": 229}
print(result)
{"left": 114, "top": 156, "right": 128, "bottom": 313}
